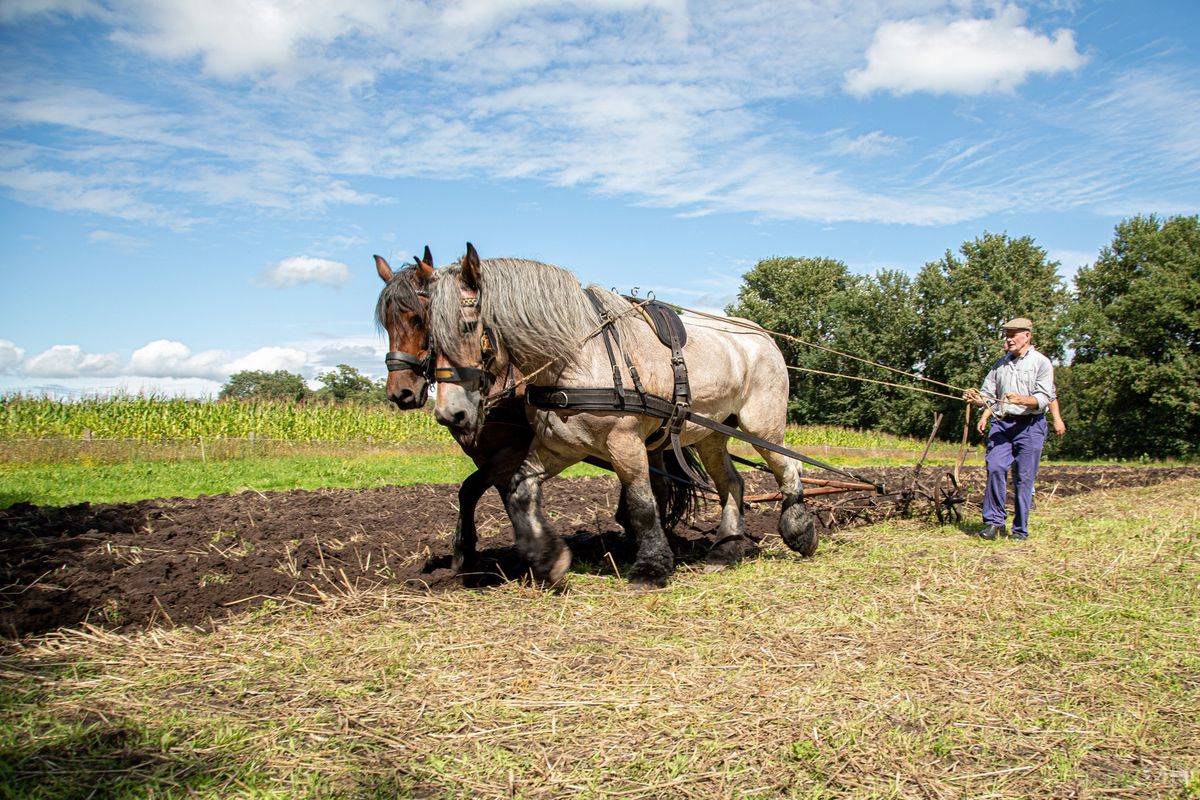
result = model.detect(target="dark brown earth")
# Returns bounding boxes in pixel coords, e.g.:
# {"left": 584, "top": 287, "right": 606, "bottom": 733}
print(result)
{"left": 2, "top": 465, "right": 1196, "bottom": 640}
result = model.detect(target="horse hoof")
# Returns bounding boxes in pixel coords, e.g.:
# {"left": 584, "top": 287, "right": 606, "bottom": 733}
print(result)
{"left": 780, "top": 503, "right": 819, "bottom": 557}
{"left": 627, "top": 563, "right": 671, "bottom": 589}
{"left": 545, "top": 546, "right": 572, "bottom": 586}
{"left": 706, "top": 535, "right": 755, "bottom": 568}
{"left": 628, "top": 575, "right": 670, "bottom": 590}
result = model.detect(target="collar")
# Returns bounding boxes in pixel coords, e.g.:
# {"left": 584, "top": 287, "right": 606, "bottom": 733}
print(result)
{"left": 1006, "top": 344, "right": 1036, "bottom": 362}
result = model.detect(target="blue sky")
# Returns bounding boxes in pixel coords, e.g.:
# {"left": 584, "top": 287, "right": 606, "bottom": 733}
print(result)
{"left": 1, "top": 0, "right": 1197, "bottom": 398}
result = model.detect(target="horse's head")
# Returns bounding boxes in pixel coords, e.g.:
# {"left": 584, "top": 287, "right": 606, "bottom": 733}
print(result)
{"left": 374, "top": 246, "right": 436, "bottom": 409}
{"left": 429, "top": 243, "right": 508, "bottom": 442}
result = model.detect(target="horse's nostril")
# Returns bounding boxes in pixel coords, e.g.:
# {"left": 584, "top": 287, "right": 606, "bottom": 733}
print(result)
{"left": 452, "top": 410, "right": 467, "bottom": 427}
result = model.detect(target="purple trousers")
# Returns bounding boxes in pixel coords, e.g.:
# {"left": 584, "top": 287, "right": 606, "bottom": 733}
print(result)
{"left": 983, "top": 415, "right": 1047, "bottom": 536}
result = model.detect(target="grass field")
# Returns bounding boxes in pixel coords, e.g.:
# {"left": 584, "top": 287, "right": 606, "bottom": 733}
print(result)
{"left": 2, "top": 478, "right": 1197, "bottom": 799}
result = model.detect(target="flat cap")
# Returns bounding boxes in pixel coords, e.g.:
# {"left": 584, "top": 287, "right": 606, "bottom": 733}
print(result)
{"left": 1002, "top": 317, "right": 1033, "bottom": 331}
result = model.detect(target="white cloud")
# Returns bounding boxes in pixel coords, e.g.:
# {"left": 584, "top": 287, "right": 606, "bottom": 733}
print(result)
{"left": 0, "top": 167, "right": 184, "bottom": 228}
{"left": 260, "top": 256, "right": 351, "bottom": 287}
{"left": 3, "top": 1, "right": 1190, "bottom": 231}
{"left": 0, "top": 340, "right": 26, "bottom": 373}
{"left": 108, "top": 0, "right": 391, "bottom": 82}
{"left": 23, "top": 345, "right": 122, "bottom": 377}
{"left": 89, "top": 229, "right": 149, "bottom": 250}
{"left": 830, "top": 130, "right": 902, "bottom": 159}
{"left": 5, "top": 339, "right": 315, "bottom": 386}
{"left": 226, "top": 346, "right": 309, "bottom": 374}
{"left": 845, "top": 5, "right": 1087, "bottom": 97}
{"left": 128, "top": 340, "right": 231, "bottom": 380}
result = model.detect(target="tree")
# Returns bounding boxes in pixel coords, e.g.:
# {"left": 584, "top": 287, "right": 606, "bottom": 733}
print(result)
{"left": 726, "top": 256, "right": 855, "bottom": 424}
{"left": 915, "top": 232, "right": 1070, "bottom": 437}
{"left": 219, "top": 370, "right": 310, "bottom": 401}
{"left": 824, "top": 269, "right": 930, "bottom": 436}
{"left": 728, "top": 257, "right": 932, "bottom": 433}
{"left": 1060, "top": 214, "right": 1200, "bottom": 459}
{"left": 315, "top": 364, "right": 386, "bottom": 403}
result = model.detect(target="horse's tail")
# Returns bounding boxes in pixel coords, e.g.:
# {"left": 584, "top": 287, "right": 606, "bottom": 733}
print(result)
{"left": 659, "top": 445, "right": 707, "bottom": 531}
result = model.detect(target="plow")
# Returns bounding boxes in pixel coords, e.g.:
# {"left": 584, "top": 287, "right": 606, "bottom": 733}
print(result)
{"left": 711, "top": 411, "right": 970, "bottom": 529}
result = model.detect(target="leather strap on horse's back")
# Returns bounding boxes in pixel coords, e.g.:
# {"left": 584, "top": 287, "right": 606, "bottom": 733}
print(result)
{"left": 584, "top": 292, "right": 648, "bottom": 408}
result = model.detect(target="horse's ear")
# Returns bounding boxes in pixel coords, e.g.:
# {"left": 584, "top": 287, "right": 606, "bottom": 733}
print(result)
{"left": 374, "top": 254, "right": 393, "bottom": 283}
{"left": 414, "top": 246, "right": 435, "bottom": 282}
{"left": 462, "top": 242, "right": 482, "bottom": 290}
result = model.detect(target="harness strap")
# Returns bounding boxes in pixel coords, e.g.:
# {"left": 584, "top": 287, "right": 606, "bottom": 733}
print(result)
{"left": 525, "top": 385, "right": 883, "bottom": 491}
{"left": 584, "top": 292, "right": 650, "bottom": 407}
{"left": 385, "top": 351, "right": 427, "bottom": 373}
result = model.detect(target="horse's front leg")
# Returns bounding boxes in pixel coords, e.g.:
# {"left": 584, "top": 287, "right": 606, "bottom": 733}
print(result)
{"left": 452, "top": 468, "right": 490, "bottom": 575}
{"left": 608, "top": 421, "right": 675, "bottom": 588}
{"left": 505, "top": 447, "right": 573, "bottom": 586}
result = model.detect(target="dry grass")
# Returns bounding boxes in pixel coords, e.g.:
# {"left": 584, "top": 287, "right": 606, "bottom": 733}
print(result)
{"left": 3, "top": 480, "right": 1198, "bottom": 799}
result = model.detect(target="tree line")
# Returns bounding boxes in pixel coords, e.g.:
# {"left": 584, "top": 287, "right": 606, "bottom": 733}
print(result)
{"left": 220, "top": 364, "right": 386, "bottom": 404}
{"left": 727, "top": 214, "right": 1199, "bottom": 461}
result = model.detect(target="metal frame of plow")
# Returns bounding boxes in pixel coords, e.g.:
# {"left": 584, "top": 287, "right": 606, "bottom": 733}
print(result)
{"left": 724, "top": 413, "right": 969, "bottom": 530}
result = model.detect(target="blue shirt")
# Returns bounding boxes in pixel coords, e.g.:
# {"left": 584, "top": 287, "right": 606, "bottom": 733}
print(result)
{"left": 980, "top": 346, "right": 1055, "bottom": 418}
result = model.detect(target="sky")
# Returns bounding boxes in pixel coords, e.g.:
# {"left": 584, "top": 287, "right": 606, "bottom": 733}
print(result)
{"left": 1, "top": 0, "right": 1197, "bottom": 398}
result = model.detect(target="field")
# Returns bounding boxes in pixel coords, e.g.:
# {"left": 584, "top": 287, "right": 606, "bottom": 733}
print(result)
{"left": 2, "top": 452, "right": 1199, "bottom": 798}
{"left": 2, "top": 397, "right": 1197, "bottom": 798}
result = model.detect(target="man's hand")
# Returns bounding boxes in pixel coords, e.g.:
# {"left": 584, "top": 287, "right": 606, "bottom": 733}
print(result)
{"left": 1053, "top": 418, "right": 1066, "bottom": 437}
{"left": 962, "top": 387, "right": 985, "bottom": 406}
{"left": 976, "top": 415, "right": 989, "bottom": 435}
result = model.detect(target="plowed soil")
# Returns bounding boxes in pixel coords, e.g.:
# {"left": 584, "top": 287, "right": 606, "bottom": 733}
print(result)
{"left": 2, "top": 465, "right": 1196, "bottom": 639}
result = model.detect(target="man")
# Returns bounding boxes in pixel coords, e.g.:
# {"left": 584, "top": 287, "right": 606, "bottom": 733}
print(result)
{"left": 962, "top": 317, "right": 1055, "bottom": 541}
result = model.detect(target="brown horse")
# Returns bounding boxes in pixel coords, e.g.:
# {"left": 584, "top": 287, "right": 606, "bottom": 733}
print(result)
{"left": 374, "top": 249, "right": 701, "bottom": 577}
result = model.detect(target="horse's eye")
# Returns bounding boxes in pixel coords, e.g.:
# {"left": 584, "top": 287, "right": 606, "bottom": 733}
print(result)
{"left": 460, "top": 321, "right": 475, "bottom": 334}
{"left": 411, "top": 315, "right": 423, "bottom": 327}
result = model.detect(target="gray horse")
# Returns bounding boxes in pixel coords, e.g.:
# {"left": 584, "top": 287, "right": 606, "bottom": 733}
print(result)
{"left": 429, "top": 244, "right": 817, "bottom": 589}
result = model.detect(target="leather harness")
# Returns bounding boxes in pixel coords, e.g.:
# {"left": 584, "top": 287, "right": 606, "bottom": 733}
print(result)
{"left": 526, "top": 294, "right": 708, "bottom": 485}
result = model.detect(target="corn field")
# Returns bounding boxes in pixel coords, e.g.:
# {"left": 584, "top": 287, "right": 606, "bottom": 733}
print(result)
{"left": 0, "top": 395, "right": 451, "bottom": 444}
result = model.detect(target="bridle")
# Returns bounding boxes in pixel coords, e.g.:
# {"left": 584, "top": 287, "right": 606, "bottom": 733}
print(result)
{"left": 383, "top": 283, "right": 434, "bottom": 406}
{"left": 431, "top": 290, "right": 501, "bottom": 397}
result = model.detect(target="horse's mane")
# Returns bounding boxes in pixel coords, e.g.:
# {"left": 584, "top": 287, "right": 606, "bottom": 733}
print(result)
{"left": 374, "top": 264, "right": 425, "bottom": 331}
{"left": 428, "top": 257, "right": 640, "bottom": 371}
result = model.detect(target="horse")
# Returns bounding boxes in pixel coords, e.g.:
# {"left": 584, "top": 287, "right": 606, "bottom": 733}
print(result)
{"left": 429, "top": 244, "right": 818, "bottom": 589}
{"left": 373, "top": 248, "right": 702, "bottom": 577}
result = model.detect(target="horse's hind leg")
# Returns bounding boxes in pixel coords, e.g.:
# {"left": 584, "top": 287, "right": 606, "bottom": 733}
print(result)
{"left": 693, "top": 433, "right": 754, "bottom": 568}
{"left": 755, "top": 447, "right": 818, "bottom": 556}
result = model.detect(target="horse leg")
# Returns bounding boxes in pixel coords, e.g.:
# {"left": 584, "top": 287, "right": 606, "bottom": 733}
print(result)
{"left": 608, "top": 423, "right": 675, "bottom": 588}
{"left": 504, "top": 447, "right": 573, "bottom": 586}
{"left": 756, "top": 448, "right": 818, "bottom": 556}
{"left": 452, "top": 468, "right": 490, "bottom": 574}
{"left": 693, "top": 433, "right": 754, "bottom": 568}
{"left": 616, "top": 451, "right": 670, "bottom": 536}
